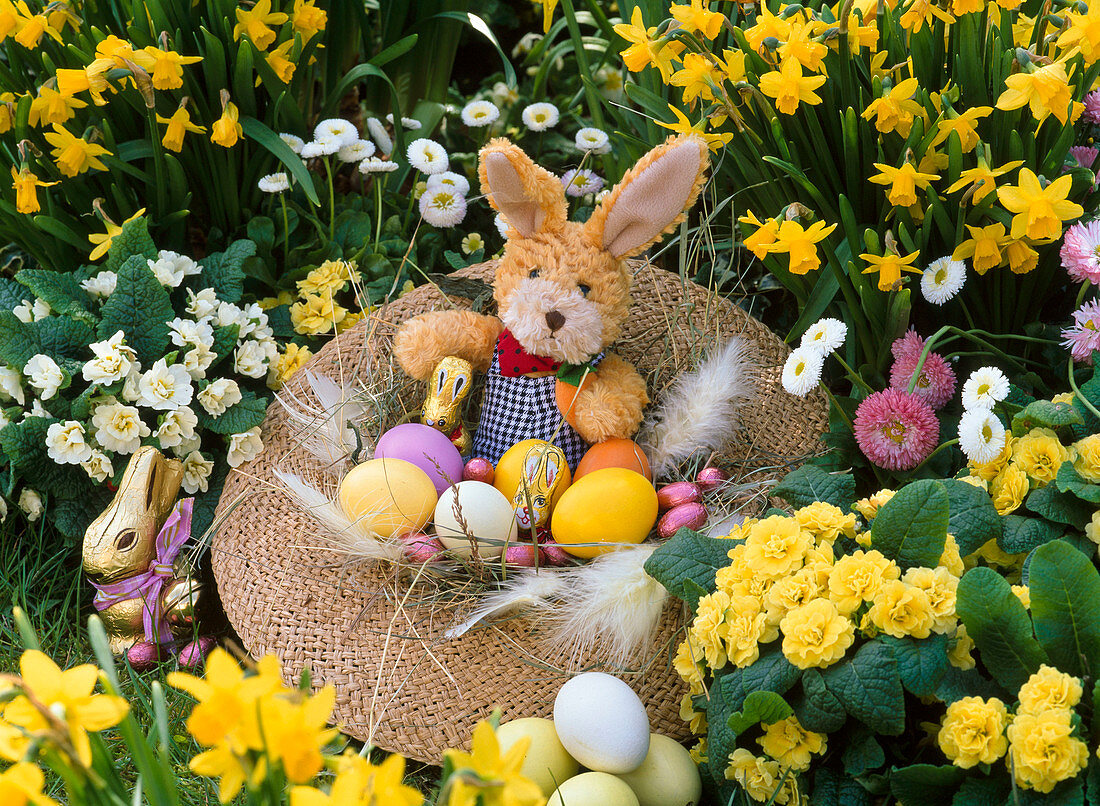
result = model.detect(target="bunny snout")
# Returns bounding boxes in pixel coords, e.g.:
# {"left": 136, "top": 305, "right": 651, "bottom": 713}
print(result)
{"left": 499, "top": 277, "right": 604, "bottom": 364}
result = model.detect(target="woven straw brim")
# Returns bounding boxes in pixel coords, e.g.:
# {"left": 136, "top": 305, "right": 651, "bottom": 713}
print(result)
{"left": 211, "top": 261, "right": 827, "bottom": 763}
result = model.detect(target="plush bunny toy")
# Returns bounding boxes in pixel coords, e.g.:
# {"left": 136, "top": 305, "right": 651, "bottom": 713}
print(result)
{"left": 394, "top": 134, "right": 709, "bottom": 468}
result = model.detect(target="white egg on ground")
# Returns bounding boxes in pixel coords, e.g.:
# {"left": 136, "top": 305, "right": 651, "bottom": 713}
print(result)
{"left": 553, "top": 672, "right": 650, "bottom": 774}
{"left": 496, "top": 717, "right": 580, "bottom": 797}
{"left": 548, "top": 772, "right": 640, "bottom": 806}
{"left": 614, "top": 733, "right": 701, "bottom": 806}
{"left": 433, "top": 480, "right": 518, "bottom": 558}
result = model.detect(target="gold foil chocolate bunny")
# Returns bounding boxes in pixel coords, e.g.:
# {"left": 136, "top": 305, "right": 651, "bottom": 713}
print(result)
{"left": 421, "top": 355, "right": 474, "bottom": 455}
{"left": 83, "top": 446, "right": 205, "bottom": 657}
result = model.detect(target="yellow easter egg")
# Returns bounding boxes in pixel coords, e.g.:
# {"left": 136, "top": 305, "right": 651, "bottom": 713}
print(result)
{"left": 550, "top": 468, "right": 658, "bottom": 558}
{"left": 494, "top": 439, "right": 572, "bottom": 506}
{"left": 337, "top": 458, "right": 438, "bottom": 538}
{"left": 496, "top": 718, "right": 580, "bottom": 797}
{"left": 548, "top": 772, "right": 640, "bottom": 806}
{"left": 614, "top": 734, "right": 701, "bottom": 806}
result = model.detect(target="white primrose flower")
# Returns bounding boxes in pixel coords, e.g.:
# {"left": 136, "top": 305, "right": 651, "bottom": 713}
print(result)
{"left": 168, "top": 318, "right": 215, "bottom": 350}
{"left": 0, "top": 366, "right": 24, "bottom": 405}
{"left": 83, "top": 330, "right": 137, "bottom": 385}
{"left": 156, "top": 405, "right": 198, "bottom": 449}
{"left": 81, "top": 270, "right": 117, "bottom": 298}
{"left": 385, "top": 113, "right": 422, "bottom": 130}
{"left": 24, "top": 399, "right": 48, "bottom": 420}
{"left": 921, "top": 257, "right": 967, "bottom": 305}
{"left": 181, "top": 450, "right": 214, "bottom": 494}
{"left": 419, "top": 187, "right": 467, "bottom": 228}
{"left": 45, "top": 420, "right": 93, "bottom": 465}
{"left": 81, "top": 449, "right": 114, "bottom": 483}
{"left": 186, "top": 287, "right": 219, "bottom": 320}
{"left": 279, "top": 133, "right": 305, "bottom": 154}
{"left": 0, "top": 495, "right": 7, "bottom": 522}
{"left": 781, "top": 346, "right": 825, "bottom": 397}
{"left": 426, "top": 171, "right": 471, "bottom": 196}
{"left": 365, "top": 117, "right": 393, "bottom": 155}
{"left": 337, "top": 139, "right": 375, "bottom": 163}
{"left": 958, "top": 408, "right": 1007, "bottom": 464}
{"left": 137, "top": 359, "right": 194, "bottom": 411}
{"left": 14, "top": 299, "right": 50, "bottom": 323}
{"left": 522, "top": 102, "right": 560, "bottom": 132}
{"left": 227, "top": 426, "right": 264, "bottom": 468}
{"left": 148, "top": 250, "right": 201, "bottom": 288}
{"left": 406, "top": 138, "right": 448, "bottom": 175}
{"left": 961, "top": 367, "right": 1010, "bottom": 411}
{"left": 313, "top": 118, "right": 358, "bottom": 147}
{"left": 300, "top": 137, "right": 341, "bottom": 158}
{"left": 575, "top": 127, "right": 610, "bottom": 153}
{"left": 18, "top": 488, "right": 43, "bottom": 521}
{"left": 91, "top": 402, "right": 150, "bottom": 454}
{"left": 461, "top": 100, "right": 500, "bottom": 127}
{"left": 121, "top": 366, "right": 143, "bottom": 403}
{"left": 359, "top": 157, "right": 398, "bottom": 174}
{"left": 233, "top": 338, "right": 274, "bottom": 379}
{"left": 172, "top": 433, "right": 202, "bottom": 458}
{"left": 24, "top": 354, "right": 64, "bottom": 400}
{"left": 182, "top": 343, "right": 217, "bottom": 380}
{"left": 197, "top": 378, "right": 242, "bottom": 417}
{"left": 258, "top": 172, "right": 291, "bottom": 193}
{"left": 800, "top": 318, "right": 847, "bottom": 355}
{"left": 0, "top": 409, "right": 9, "bottom": 430}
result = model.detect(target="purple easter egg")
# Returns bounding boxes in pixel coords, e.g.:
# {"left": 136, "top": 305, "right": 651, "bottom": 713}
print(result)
{"left": 375, "top": 423, "right": 465, "bottom": 495}
{"left": 658, "top": 502, "right": 709, "bottom": 539}
{"left": 178, "top": 636, "right": 216, "bottom": 668}
{"left": 539, "top": 540, "right": 575, "bottom": 566}
{"left": 696, "top": 466, "right": 729, "bottom": 491}
{"left": 127, "top": 641, "right": 163, "bottom": 670}
{"left": 504, "top": 544, "right": 543, "bottom": 567}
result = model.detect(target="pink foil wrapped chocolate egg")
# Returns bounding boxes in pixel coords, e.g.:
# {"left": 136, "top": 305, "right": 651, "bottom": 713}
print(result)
{"left": 504, "top": 544, "right": 543, "bottom": 567}
{"left": 657, "top": 481, "right": 701, "bottom": 512}
{"left": 695, "top": 466, "right": 729, "bottom": 491}
{"left": 126, "top": 641, "right": 163, "bottom": 670}
{"left": 463, "top": 457, "right": 495, "bottom": 485}
{"left": 400, "top": 532, "right": 445, "bottom": 563}
{"left": 539, "top": 540, "right": 575, "bottom": 566}
{"left": 658, "top": 502, "right": 708, "bottom": 539}
{"left": 178, "top": 636, "right": 216, "bottom": 668}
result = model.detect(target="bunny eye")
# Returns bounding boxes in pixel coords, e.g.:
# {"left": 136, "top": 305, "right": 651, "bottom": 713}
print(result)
{"left": 578, "top": 283, "right": 591, "bottom": 297}
{"left": 528, "top": 269, "right": 539, "bottom": 279}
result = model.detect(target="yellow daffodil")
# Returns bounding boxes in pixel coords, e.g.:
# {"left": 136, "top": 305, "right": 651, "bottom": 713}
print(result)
{"left": 952, "top": 222, "right": 1008, "bottom": 274}
{"left": 56, "top": 63, "right": 113, "bottom": 105}
{"left": 862, "top": 78, "right": 926, "bottom": 137}
{"left": 0, "top": 91, "right": 14, "bottom": 133}
{"left": 211, "top": 101, "right": 243, "bottom": 148}
{"left": 917, "top": 148, "right": 949, "bottom": 176}
{"left": 1059, "top": 1, "right": 1100, "bottom": 64}
{"left": 46, "top": 4, "right": 78, "bottom": 34}
{"left": 289, "top": 753, "right": 423, "bottom": 806}
{"left": 157, "top": 104, "right": 206, "bottom": 152}
{"left": 770, "top": 219, "right": 837, "bottom": 274}
{"left": 722, "top": 48, "right": 747, "bottom": 84}
{"left": 945, "top": 159, "right": 1023, "bottom": 203}
{"left": 264, "top": 39, "right": 297, "bottom": 84}
{"left": 656, "top": 105, "right": 733, "bottom": 150}
{"left": 952, "top": 0, "right": 985, "bottom": 14}
{"left": 997, "top": 168, "right": 1083, "bottom": 240}
{"left": 744, "top": 6, "right": 792, "bottom": 51}
{"left": 930, "top": 106, "right": 991, "bottom": 152}
{"left": 869, "top": 162, "right": 940, "bottom": 207}
{"left": 860, "top": 249, "right": 922, "bottom": 291}
{"left": 670, "top": 0, "right": 724, "bottom": 39}
{"left": 779, "top": 19, "right": 829, "bottom": 71}
{"left": 739, "top": 210, "right": 781, "bottom": 259}
{"left": 996, "top": 61, "right": 1081, "bottom": 126}
{"left": 257, "top": 687, "right": 339, "bottom": 784}
{"left": 1004, "top": 238, "right": 1040, "bottom": 274}
{"left": 2, "top": 650, "right": 129, "bottom": 767}
{"left": 839, "top": 9, "right": 880, "bottom": 53}
{"left": 13, "top": 1, "right": 62, "bottom": 48}
{"left": 759, "top": 58, "right": 826, "bottom": 115}
{"left": 292, "top": 0, "right": 327, "bottom": 42}
{"left": 0, "top": 0, "right": 17, "bottom": 41}
{"left": 188, "top": 742, "right": 251, "bottom": 804}
{"left": 43, "top": 124, "right": 111, "bottom": 177}
{"left": 11, "top": 167, "right": 57, "bottom": 214}
{"left": 614, "top": 6, "right": 684, "bottom": 82}
{"left": 898, "top": 0, "right": 955, "bottom": 33}
{"left": 88, "top": 208, "right": 146, "bottom": 261}
{"left": 95, "top": 34, "right": 138, "bottom": 66}
{"left": 233, "top": 0, "right": 288, "bottom": 50}
{"left": 443, "top": 721, "right": 544, "bottom": 806}
{"left": 28, "top": 85, "right": 86, "bottom": 127}
{"left": 670, "top": 52, "right": 720, "bottom": 105}
{"left": 140, "top": 46, "right": 202, "bottom": 90}
{"left": 0, "top": 762, "right": 58, "bottom": 806}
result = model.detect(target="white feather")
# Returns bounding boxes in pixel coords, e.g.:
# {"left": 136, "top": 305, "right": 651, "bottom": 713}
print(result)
{"left": 275, "top": 371, "right": 367, "bottom": 468}
{"left": 273, "top": 470, "right": 402, "bottom": 562}
{"left": 444, "top": 571, "right": 568, "bottom": 639}
{"left": 638, "top": 338, "right": 756, "bottom": 479}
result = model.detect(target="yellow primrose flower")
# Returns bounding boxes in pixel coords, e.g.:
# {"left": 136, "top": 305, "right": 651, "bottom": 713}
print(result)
{"left": 758, "top": 57, "right": 826, "bottom": 115}
{"left": 948, "top": 624, "right": 976, "bottom": 669}
{"left": 724, "top": 598, "right": 769, "bottom": 668}
{"left": 990, "top": 462, "right": 1029, "bottom": 514}
{"left": 444, "top": 721, "right": 544, "bottom": 806}
{"left": 768, "top": 219, "right": 837, "bottom": 275}
{"left": 290, "top": 753, "right": 423, "bottom": 806}
{"left": 0, "top": 762, "right": 58, "bottom": 806}
{"left": 1058, "top": 1, "right": 1100, "bottom": 65}
{"left": 794, "top": 502, "right": 857, "bottom": 542}
{"left": 930, "top": 106, "right": 991, "bottom": 152}
{"left": 298, "top": 259, "right": 361, "bottom": 295}
{"left": 996, "top": 61, "right": 1081, "bottom": 126}
{"left": 852, "top": 488, "right": 895, "bottom": 521}
{"left": 88, "top": 208, "right": 146, "bottom": 261}
{"left": 268, "top": 343, "right": 313, "bottom": 390}
{"left": 336, "top": 309, "right": 363, "bottom": 334}
{"left": 692, "top": 589, "right": 732, "bottom": 669}
{"left": 673, "top": 634, "right": 706, "bottom": 692}
{"left": 828, "top": 549, "right": 900, "bottom": 614}
{"left": 860, "top": 249, "right": 922, "bottom": 291}
{"left": 1073, "top": 433, "right": 1100, "bottom": 482}
{"left": 1011, "top": 427, "right": 1070, "bottom": 485}
{"left": 11, "top": 166, "right": 57, "bottom": 214}
{"left": 265, "top": 39, "right": 297, "bottom": 84}
{"left": 2, "top": 650, "right": 129, "bottom": 767}
{"left": 140, "top": 46, "right": 202, "bottom": 90}
{"left": 863, "top": 579, "right": 935, "bottom": 639}
{"left": 13, "top": 1, "right": 62, "bottom": 48}
{"left": 211, "top": 101, "right": 243, "bottom": 148}
{"left": 724, "top": 749, "right": 784, "bottom": 802}
{"left": 738, "top": 210, "right": 780, "bottom": 259}
{"left": 670, "top": 52, "right": 721, "bottom": 106}
{"left": 44, "top": 124, "right": 111, "bottom": 177}
{"left": 669, "top": 0, "right": 724, "bottom": 39}
{"left": 742, "top": 515, "right": 813, "bottom": 580}
{"left": 939, "top": 533, "right": 965, "bottom": 577}
{"left": 952, "top": 222, "right": 1007, "bottom": 274}
{"left": 996, "top": 168, "right": 1083, "bottom": 241}
{"left": 614, "top": 6, "right": 684, "bottom": 81}
{"left": 157, "top": 105, "right": 206, "bottom": 153}
{"left": 233, "top": 0, "right": 288, "bottom": 50}
{"left": 1019, "top": 665, "right": 1083, "bottom": 715}
{"left": 862, "top": 77, "right": 925, "bottom": 137}
{"left": 1007, "top": 710, "right": 1089, "bottom": 793}
{"left": 945, "top": 159, "right": 1023, "bottom": 204}
{"left": 656, "top": 104, "right": 733, "bottom": 150}
{"left": 680, "top": 693, "right": 707, "bottom": 734}
{"left": 902, "top": 565, "right": 958, "bottom": 632}
{"left": 292, "top": 0, "right": 327, "bottom": 42}
{"left": 1004, "top": 238, "right": 1039, "bottom": 274}
{"left": 898, "top": 0, "right": 955, "bottom": 33}
{"left": 1012, "top": 584, "right": 1030, "bottom": 608}
{"left": 779, "top": 597, "right": 855, "bottom": 669}
{"left": 758, "top": 715, "right": 826, "bottom": 771}
{"left": 938, "top": 696, "right": 1008, "bottom": 768}
{"left": 869, "top": 161, "right": 940, "bottom": 207}
{"left": 291, "top": 292, "right": 347, "bottom": 336}
{"left": 28, "top": 85, "right": 86, "bottom": 127}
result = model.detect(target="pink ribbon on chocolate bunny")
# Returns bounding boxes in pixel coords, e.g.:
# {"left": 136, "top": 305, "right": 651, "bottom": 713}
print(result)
{"left": 90, "top": 497, "right": 194, "bottom": 644}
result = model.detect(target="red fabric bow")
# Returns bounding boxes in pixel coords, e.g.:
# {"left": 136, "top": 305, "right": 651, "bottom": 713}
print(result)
{"left": 497, "top": 330, "right": 561, "bottom": 377}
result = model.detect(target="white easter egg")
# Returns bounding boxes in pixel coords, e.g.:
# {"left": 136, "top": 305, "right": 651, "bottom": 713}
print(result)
{"left": 548, "top": 772, "right": 640, "bottom": 806}
{"left": 496, "top": 717, "right": 580, "bottom": 797}
{"left": 614, "top": 733, "right": 701, "bottom": 806}
{"left": 553, "top": 672, "right": 650, "bottom": 774}
{"left": 433, "top": 480, "right": 517, "bottom": 558}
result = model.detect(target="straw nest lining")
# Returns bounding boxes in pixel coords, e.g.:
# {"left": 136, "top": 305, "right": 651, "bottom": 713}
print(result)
{"left": 211, "top": 260, "right": 828, "bottom": 763}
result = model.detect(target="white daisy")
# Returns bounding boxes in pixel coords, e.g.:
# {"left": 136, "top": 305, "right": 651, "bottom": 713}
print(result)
{"left": 521, "top": 102, "right": 560, "bottom": 131}
{"left": 137, "top": 359, "right": 194, "bottom": 411}
{"left": 358, "top": 157, "right": 399, "bottom": 174}
{"left": 921, "top": 257, "right": 967, "bottom": 305}
{"left": 781, "top": 346, "right": 825, "bottom": 397}
{"left": 958, "top": 408, "right": 1006, "bottom": 464}
{"left": 300, "top": 137, "right": 341, "bottom": 158}
{"left": 800, "top": 318, "right": 847, "bottom": 354}
{"left": 258, "top": 172, "right": 291, "bottom": 193}
{"left": 366, "top": 117, "right": 393, "bottom": 155}
{"left": 18, "top": 488, "right": 42, "bottom": 521}
{"left": 575, "top": 127, "right": 610, "bottom": 153}
{"left": 961, "top": 367, "right": 1009, "bottom": 411}
{"left": 406, "top": 138, "right": 448, "bottom": 174}
{"left": 461, "top": 100, "right": 500, "bottom": 127}
{"left": 156, "top": 406, "right": 198, "bottom": 449}
{"left": 313, "top": 118, "right": 358, "bottom": 147}
{"left": 197, "top": 378, "right": 242, "bottom": 417}
{"left": 386, "top": 113, "right": 422, "bottom": 130}
{"left": 227, "top": 426, "right": 264, "bottom": 467}
{"left": 561, "top": 168, "right": 604, "bottom": 197}
{"left": 419, "top": 187, "right": 467, "bottom": 227}
{"left": 279, "top": 133, "right": 305, "bottom": 154}
{"left": 181, "top": 450, "right": 214, "bottom": 494}
{"left": 81, "top": 449, "right": 114, "bottom": 483}
{"left": 24, "top": 354, "right": 64, "bottom": 400}
{"left": 494, "top": 213, "right": 510, "bottom": 239}
{"left": 337, "top": 139, "right": 376, "bottom": 163}
{"left": 91, "top": 402, "right": 150, "bottom": 454}
{"left": 426, "top": 170, "right": 471, "bottom": 196}
{"left": 81, "top": 271, "right": 117, "bottom": 298}
{"left": 45, "top": 420, "right": 93, "bottom": 465}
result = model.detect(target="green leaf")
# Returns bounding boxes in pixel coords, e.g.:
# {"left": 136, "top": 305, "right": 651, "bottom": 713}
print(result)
{"left": 0, "top": 277, "right": 31, "bottom": 309}
{"left": 890, "top": 764, "right": 965, "bottom": 806}
{"left": 0, "top": 311, "right": 38, "bottom": 367}
{"left": 956, "top": 566, "right": 1048, "bottom": 691}
{"left": 870, "top": 479, "right": 949, "bottom": 568}
{"left": 1056, "top": 463, "right": 1100, "bottom": 505}
{"left": 1015, "top": 777, "right": 1085, "bottom": 805}
{"left": 200, "top": 240, "right": 256, "bottom": 304}
{"left": 1029, "top": 539, "right": 1100, "bottom": 677}
{"left": 34, "top": 316, "right": 94, "bottom": 360}
{"left": 793, "top": 669, "right": 847, "bottom": 733}
{"left": 102, "top": 216, "right": 157, "bottom": 275}
{"left": 842, "top": 729, "right": 885, "bottom": 777}
{"left": 240, "top": 117, "right": 321, "bottom": 205}
{"left": 15, "top": 269, "right": 94, "bottom": 322}
{"left": 1012, "top": 399, "right": 1084, "bottom": 436}
{"left": 810, "top": 768, "right": 873, "bottom": 806}
{"left": 935, "top": 665, "right": 1006, "bottom": 704}
{"left": 1000, "top": 514, "right": 1063, "bottom": 554}
{"left": 70, "top": 384, "right": 97, "bottom": 421}
{"left": 643, "top": 528, "right": 735, "bottom": 609}
{"left": 821, "top": 639, "right": 905, "bottom": 735}
{"left": 772, "top": 465, "right": 856, "bottom": 510}
{"left": 726, "top": 690, "right": 793, "bottom": 735}
{"left": 195, "top": 390, "right": 267, "bottom": 435}
{"left": 96, "top": 255, "right": 173, "bottom": 366}
{"left": 1026, "top": 483, "right": 1094, "bottom": 529}
{"left": 210, "top": 324, "right": 240, "bottom": 366}
{"left": 886, "top": 634, "right": 949, "bottom": 698}
{"left": 52, "top": 487, "right": 112, "bottom": 539}
{"left": 941, "top": 478, "right": 1002, "bottom": 556}
{"left": 950, "top": 774, "right": 1010, "bottom": 806}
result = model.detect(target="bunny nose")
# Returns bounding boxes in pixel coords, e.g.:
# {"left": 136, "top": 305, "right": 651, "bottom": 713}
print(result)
{"left": 545, "top": 310, "right": 565, "bottom": 332}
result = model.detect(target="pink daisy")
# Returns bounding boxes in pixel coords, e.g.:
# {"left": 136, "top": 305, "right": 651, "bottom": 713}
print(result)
{"left": 890, "top": 329, "right": 925, "bottom": 361}
{"left": 1067, "top": 146, "right": 1099, "bottom": 188}
{"left": 889, "top": 349, "right": 957, "bottom": 410}
{"left": 853, "top": 389, "right": 940, "bottom": 471}
{"left": 1062, "top": 299, "right": 1100, "bottom": 363}
{"left": 1085, "top": 90, "right": 1100, "bottom": 125}
{"left": 1060, "top": 220, "right": 1100, "bottom": 284}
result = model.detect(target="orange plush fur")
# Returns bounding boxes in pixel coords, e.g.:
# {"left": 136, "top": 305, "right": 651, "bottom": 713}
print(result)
{"left": 393, "top": 134, "right": 709, "bottom": 445}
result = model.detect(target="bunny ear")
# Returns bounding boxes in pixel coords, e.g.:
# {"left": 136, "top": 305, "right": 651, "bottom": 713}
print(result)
{"left": 585, "top": 134, "right": 709, "bottom": 259}
{"left": 479, "top": 138, "right": 567, "bottom": 238}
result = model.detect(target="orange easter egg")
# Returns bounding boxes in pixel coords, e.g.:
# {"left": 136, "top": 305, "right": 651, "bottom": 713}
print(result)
{"left": 575, "top": 439, "right": 653, "bottom": 482}
{"left": 555, "top": 376, "right": 593, "bottom": 431}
